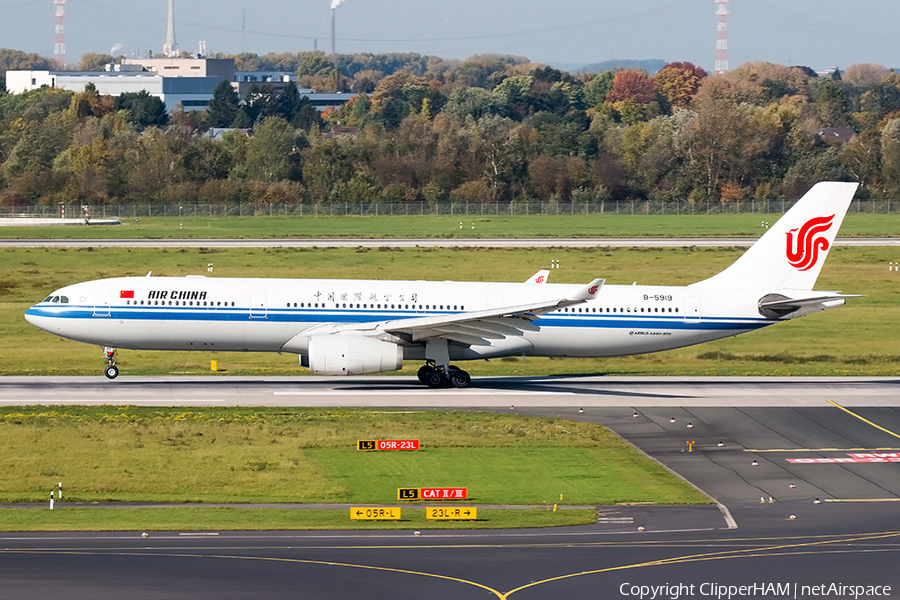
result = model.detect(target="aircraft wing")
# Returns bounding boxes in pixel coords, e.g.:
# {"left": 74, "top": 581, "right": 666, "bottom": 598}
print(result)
{"left": 378, "top": 279, "right": 603, "bottom": 346}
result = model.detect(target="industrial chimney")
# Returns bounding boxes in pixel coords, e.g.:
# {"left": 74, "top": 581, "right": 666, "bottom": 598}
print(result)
{"left": 330, "top": 8, "right": 336, "bottom": 55}
{"left": 163, "top": 0, "right": 178, "bottom": 56}
{"left": 329, "top": 0, "right": 348, "bottom": 55}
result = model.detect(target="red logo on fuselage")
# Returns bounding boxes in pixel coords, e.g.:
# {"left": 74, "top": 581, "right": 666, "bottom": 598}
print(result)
{"left": 588, "top": 285, "right": 599, "bottom": 295}
{"left": 535, "top": 275, "right": 545, "bottom": 283}
{"left": 786, "top": 214, "right": 835, "bottom": 271}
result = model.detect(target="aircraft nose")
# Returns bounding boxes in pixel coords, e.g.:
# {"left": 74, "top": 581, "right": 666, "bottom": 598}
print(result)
{"left": 24, "top": 305, "right": 52, "bottom": 332}
{"left": 24, "top": 305, "right": 40, "bottom": 325}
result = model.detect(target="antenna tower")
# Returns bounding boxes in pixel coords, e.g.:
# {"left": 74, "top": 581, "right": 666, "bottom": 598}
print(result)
{"left": 52, "top": 0, "right": 67, "bottom": 68}
{"left": 714, "top": 0, "right": 731, "bottom": 75}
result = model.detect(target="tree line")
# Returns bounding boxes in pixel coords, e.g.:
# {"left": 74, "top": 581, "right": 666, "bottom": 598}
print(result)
{"left": 0, "top": 48, "right": 897, "bottom": 209}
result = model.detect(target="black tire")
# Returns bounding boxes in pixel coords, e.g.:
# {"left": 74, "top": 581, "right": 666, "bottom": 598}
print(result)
{"left": 417, "top": 365, "right": 435, "bottom": 384}
{"left": 104, "top": 365, "right": 119, "bottom": 380}
{"left": 450, "top": 370, "right": 471, "bottom": 388}
{"left": 425, "top": 371, "right": 444, "bottom": 388}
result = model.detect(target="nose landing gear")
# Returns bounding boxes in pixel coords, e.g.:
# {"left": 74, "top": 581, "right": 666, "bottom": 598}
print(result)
{"left": 417, "top": 362, "right": 471, "bottom": 388}
{"left": 103, "top": 346, "right": 119, "bottom": 379}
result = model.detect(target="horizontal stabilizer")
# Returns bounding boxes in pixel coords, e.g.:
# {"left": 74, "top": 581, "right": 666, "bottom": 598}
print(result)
{"left": 758, "top": 293, "right": 859, "bottom": 319}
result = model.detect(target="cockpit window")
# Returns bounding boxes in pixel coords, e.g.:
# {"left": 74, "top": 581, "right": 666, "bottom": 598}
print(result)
{"left": 51, "top": 296, "right": 59, "bottom": 303}
{"left": 60, "top": 296, "right": 68, "bottom": 303}
{"left": 44, "top": 296, "right": 53, "bottom": 303}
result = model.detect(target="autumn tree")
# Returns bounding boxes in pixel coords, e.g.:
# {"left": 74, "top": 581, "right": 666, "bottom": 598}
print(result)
{"left": 78, "top": 53, "right": 114, "bottom": 71}
{"left": 605, "top": 70, "right": 656, "bottom": 104}
{"left": 654, "top": 65, "right": 703, "bottom": 110}
{"left": 842, "top": 63, "right": 889, "bottom": 88}
{"left": 726, "top": 62, "right": 811, "bottom": 104}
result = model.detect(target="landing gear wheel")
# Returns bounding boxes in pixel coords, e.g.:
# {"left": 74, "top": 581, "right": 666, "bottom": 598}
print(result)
{"left": 417, "top": 365, "right": 436, "bottom": 384}
{"left": 449, "top": 369, "right": 471, "bottom": 388}
{"left": 425, "top": 370, "right": 445, "bottom": 388}
{"left": 104, "top": 365, "right": 119, "bottom": 380}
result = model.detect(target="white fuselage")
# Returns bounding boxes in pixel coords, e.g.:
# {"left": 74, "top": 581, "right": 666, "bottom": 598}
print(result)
{"left": 25, "top": 275, "right": 775, "bottom": 362}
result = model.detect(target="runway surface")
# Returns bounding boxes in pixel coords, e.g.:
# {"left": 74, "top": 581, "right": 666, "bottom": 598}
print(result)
{"left": 0, "top": 374, "right": 896, "bottom": 407}
{"left": 2, "top": 504, "right": 898, "bottom": 599}
{"left": 0, "top": 236, "right": 898, "bottom": 248}
{"left": 3, "top": 375, "right": 900, "bottom": 598}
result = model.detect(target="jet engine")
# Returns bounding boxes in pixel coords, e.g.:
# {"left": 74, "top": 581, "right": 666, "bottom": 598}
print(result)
{"left": 306, "top": 334, "right": 403, "bottom": 375}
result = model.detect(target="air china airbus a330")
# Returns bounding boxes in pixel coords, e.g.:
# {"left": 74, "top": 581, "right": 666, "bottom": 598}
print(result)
{"left": 26, "top": 181, "right": 858, "bottom": 388}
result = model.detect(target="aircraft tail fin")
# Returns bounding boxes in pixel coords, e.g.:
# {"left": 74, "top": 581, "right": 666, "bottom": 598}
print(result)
{"left": 691, "top": 182, "right": 858, "bottom": 290}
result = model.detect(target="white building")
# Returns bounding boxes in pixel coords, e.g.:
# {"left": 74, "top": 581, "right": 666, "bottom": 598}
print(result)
{"left": 5, "top": 69, "right": 223, "bottom": 113}
{"left": 6, "top": 58, "right": 355, "bottom": 114}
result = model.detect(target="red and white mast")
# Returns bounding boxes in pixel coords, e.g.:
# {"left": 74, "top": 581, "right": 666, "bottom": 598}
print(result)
{"left": 714, "top": 0, "right": 731, "bottom": 75}
{"left": 52, "top": 0, "right": 68, "bottom": 68}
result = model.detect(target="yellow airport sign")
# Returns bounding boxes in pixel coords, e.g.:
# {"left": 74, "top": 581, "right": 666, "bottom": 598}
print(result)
{"left": 350, "top": 507, "right": 401, "bottom": 520}
{"left": 357, "top": 440, "right": 377, "bottom": 451}
{"left": 397, "top": 487, "right": 419, "bottom": 500}
{"left": 427, "top": 507, "right": 477, "bottom": 520}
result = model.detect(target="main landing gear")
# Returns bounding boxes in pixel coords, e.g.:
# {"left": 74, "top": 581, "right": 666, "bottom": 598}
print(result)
{"left": 103, "top": 346, "right": 119, "bottom": 379}
{"left": 417, "top": 362, "right": 471, "bottom": 389}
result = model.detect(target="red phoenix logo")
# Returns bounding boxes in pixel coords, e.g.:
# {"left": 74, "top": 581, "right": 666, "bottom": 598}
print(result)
{"left": 785, "top": 214, "right": 835, "bottom": 271}
{"left": 588, "top": 285, "right": 599, "bottom": 295}
{"left": 535, "top": 275, "right": 545, "bottom": 283}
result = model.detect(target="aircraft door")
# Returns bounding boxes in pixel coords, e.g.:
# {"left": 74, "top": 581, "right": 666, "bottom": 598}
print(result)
{"left": 92, "top": 289, "right": 111, "bottom": 317}
{"left": 250, "top": 291, "right": 267, "bottom": 319}
{"left": 683, "top": 296, "right": 700, "bottom": 324}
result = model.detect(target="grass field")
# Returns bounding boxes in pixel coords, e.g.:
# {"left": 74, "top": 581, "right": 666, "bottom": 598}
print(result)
{"left": 1, "top": 211, "right": 899, "bottom": 239}
{"left": 0, "top": 407, "right": 707, "bottom": 507}
{"left": 2, "top": 246, "right": 898, "bottom": 376}
{"left": 0, "top": 507, "right": 597, "bottom": 531}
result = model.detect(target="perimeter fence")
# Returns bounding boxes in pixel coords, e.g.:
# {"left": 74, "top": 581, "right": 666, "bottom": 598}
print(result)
{"left": 3, "top": 198, "right": 898, "bottom": 219}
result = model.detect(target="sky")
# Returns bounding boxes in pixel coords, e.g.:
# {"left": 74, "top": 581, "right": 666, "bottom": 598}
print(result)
{"left": 2, "top": 0, "right": 899, "bottom": 72}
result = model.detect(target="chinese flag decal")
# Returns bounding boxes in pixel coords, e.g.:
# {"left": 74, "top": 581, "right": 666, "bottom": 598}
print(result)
{"left": 120, "top": 290, "right": 134, "bottom": 299}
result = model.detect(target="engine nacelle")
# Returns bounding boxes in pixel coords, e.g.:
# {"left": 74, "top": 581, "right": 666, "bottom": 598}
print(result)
{"left": 307, "top": 334, "right": 403, "bottom": 375}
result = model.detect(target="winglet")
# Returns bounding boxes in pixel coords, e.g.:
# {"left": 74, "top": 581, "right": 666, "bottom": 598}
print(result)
{"left": 525, "top": 270, "right": 550, "bottom": 284}
{"left": 568, "top": 278, "right": 604, "bottom": 302}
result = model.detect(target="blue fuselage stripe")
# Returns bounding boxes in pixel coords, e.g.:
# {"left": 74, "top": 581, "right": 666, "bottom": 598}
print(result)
{"left": 26, "top": 305, "right": 770, "bottom": 332}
